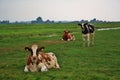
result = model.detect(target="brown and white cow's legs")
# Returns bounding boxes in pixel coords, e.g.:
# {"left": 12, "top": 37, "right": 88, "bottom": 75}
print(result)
{"left": 24, "top": 65, "right": 29, "bottom": 72}
{"left": 24, "top": 64, "right": 38, "bottom": 72}
{"left": 72, "top": 35, "right": 75, "bottom": 41}
{"left": 37, "top": 62, "right": 48, "bottom": 72}
{"left": 41, "top": 65, "right": 48, "bottom": 72}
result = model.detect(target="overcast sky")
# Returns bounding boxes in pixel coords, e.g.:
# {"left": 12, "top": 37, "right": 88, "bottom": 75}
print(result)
{"left": 0, "top": 0, "right": 120, "bottom": 22}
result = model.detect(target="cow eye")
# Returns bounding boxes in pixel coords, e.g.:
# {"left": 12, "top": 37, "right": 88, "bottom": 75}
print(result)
{"left": 30, "top": 50, "right": 33, "bottom": 55}
{"left": 36, "top": 49, "right": 39, "bottom": 54}
{"left": 30, "top": 52, "right": 33, "bottom": 56}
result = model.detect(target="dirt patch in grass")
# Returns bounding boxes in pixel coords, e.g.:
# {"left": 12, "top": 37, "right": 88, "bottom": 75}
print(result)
{"left": 41, "top": 40, "right": 65, "bottom": 45}
{"left": 0, "top": 47, "right": 13, "bottom": 53}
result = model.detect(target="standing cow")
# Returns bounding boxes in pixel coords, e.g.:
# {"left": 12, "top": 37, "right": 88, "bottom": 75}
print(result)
{"left": 78, "top": 23, "right": 94, "bottom": 47}
{"left": 62, "top": 30, "right": 75, "bottom": 41}
{"left": 24, "top": 44, "right": 60, "bottom": 72}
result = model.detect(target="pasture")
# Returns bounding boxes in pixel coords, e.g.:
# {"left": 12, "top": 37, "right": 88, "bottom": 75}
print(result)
{"left": 0, "top": 22, "right": 120, "bottom": 80}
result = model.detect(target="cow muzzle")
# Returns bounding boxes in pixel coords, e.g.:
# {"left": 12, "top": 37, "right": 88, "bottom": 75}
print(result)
{"left": 31, "top": 56, "right": 38, "bottom": 63}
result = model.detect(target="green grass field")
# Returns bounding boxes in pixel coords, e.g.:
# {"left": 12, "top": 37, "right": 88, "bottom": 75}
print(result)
{"left": 0, "top": 22, "right": 120, "bottom": 80}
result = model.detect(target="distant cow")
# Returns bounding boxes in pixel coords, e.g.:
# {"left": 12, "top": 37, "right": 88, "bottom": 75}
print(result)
{"left": 62, "top": 30, "right": 75, "bottom": 41}
{"left": 78, "top": 23, "right": 94, "bottom": 47}
{"left": 24, "top": 44, "right": 60, "bottom": 72}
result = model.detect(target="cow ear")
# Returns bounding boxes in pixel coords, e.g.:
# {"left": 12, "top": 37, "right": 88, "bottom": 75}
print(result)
{"left": 78, "top": 23, "right": 82, "bottom": 26}
{"left": 38, "top": 46, "right": 45, "bottom": 51}
{"left": 25, "top": 47, "right": 31, "bottom": 51}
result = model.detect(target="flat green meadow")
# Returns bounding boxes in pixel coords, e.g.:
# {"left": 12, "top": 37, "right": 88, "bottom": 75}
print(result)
{"left": 0, "top": 22, "right": 120, "bottom": 80}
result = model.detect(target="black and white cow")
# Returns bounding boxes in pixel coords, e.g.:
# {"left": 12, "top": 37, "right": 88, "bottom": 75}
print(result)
{"left": 78, "top": 23, "right": 95, "bottom": 47}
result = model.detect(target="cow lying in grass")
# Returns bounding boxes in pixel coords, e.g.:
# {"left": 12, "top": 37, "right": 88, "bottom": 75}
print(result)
{"left": 62, "top": 30, "right": 75, "bottom": 41}
{"left": 78, "top": 23, "right": 94, "bottom": 47}
{"left": 24, "top": 44, "right": 60, "bottom": 72}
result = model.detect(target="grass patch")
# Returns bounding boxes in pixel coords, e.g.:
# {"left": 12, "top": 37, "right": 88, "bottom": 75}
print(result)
{"left": 0, "top": 23, "right": 120, "bottom": 80}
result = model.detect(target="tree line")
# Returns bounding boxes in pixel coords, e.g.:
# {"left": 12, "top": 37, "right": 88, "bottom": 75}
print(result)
{"left": 0, "top": 17, "right": 109, "bottom": 24}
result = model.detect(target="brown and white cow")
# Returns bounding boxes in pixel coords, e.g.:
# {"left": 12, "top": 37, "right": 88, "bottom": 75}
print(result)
{"left": 62, "top": 30, "right": 75, "bottom": 41}
{"left": 78, "top": 23, "right": 94, "bottom": 47}
{"left": 24, "top": 44, "right": 60, "bottom": 72}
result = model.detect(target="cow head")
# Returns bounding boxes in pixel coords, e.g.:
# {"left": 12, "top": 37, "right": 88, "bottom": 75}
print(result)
{"left": 78, "top": 23, "right": 84, "bottom": 29}
{"left": 62, "top": 30, "right": 70, "bottom": 41}
{"left": 64, "top": 30, "right": 70, "bottom": 34}
{"left": 25, "top": 44, "right": 45, "bottom": 63}
{"left": 78, "top": 23, "right": 89, "bottom": 32}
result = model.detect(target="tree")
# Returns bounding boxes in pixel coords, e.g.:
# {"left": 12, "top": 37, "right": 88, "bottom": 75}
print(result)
{"left": 90, "top": 18, "right": 97, "bottom": 22}
{"left": 0, "top": 20, "right": 9, "bottom": 24}
{"left": 36, "top": 17, "right": 43, "bottom": 23}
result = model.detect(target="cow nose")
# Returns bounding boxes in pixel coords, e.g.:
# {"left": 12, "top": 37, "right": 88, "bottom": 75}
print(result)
{"left": 33, "top": 57, "right": 36, "bottom": 60}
